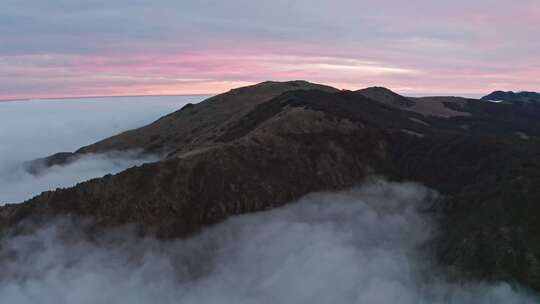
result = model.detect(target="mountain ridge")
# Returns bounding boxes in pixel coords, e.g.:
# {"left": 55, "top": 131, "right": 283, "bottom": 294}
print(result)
{"left": 3, "top": 81, "right": 540, "bottom": 290}
{"left": 482, "top": 90, "right": 540, "bottom": 103}
{"left": 26, "top": 82, "right": 475, "bottom": 173}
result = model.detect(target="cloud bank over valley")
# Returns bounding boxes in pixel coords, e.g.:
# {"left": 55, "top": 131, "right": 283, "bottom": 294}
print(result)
{"left": 0, "top": 95, "right": 207, "bottom": 203}
{"left": 0, "top": 180, "right": 534, "bottom": 303}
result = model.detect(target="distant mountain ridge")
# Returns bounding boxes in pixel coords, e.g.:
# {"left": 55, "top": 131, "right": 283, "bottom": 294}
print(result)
{"left": 482, "top": 90, "right": 540, "bottom": 103}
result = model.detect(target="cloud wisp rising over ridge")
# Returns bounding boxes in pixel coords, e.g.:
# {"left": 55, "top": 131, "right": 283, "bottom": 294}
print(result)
{"left": 1, "top": 0, "right": 539, "bottom": 99}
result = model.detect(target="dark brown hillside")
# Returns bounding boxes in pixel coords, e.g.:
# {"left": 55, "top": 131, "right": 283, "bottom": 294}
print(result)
{"left": 3, "top": 81, "right": 540, "bottom": 290}
{"left": 25, "top": 81, "right": 338, "bottom": 173}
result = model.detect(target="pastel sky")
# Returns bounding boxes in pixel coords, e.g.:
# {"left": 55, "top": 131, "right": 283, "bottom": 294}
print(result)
{"left": 1, "top": 0, "right": 539, "bottom": 99}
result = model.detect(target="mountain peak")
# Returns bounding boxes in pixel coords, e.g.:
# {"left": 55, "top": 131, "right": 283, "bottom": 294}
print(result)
{"left": 359, "top": 86, "right": 397, "bottom": 93}
{"left": 231, "top": 80, "right": 338, "bottom": 93}
{"left": 356, "top": 86, "right": 414, "bottom": 107}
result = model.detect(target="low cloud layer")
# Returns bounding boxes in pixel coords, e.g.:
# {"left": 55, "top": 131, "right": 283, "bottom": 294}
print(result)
{"left": 0, "top": 95, "right": 206, "bottom": 204}
{"left": 0, "top": 180, "right": 534, "bottom": 303}
{"left": 0, "top": 152, "right": 159, "bottom": 204}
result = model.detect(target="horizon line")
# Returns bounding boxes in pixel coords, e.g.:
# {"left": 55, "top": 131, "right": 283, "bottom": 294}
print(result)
{"left": 1, "top": 91, "right": 488, "bottom": 103}
{"left": 0, "top": 93, "right": 215, "bottom": 103}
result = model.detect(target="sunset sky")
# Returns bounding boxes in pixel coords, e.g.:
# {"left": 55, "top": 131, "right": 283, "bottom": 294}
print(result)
{"left": 1, "top": 0, "right": 539, "bottom": 100}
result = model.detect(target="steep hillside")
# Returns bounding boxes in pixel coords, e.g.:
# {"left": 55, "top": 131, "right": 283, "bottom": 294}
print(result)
{"left": 26, "top": 81, "right": 338, "bottom": 172}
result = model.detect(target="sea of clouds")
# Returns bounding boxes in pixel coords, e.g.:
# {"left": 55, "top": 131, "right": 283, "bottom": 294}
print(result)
{"left": 0, "top": 180, "right": 535, "bottom": 303}
{"left": 0, "top": 96, "right": 536, "bottom": 303}
{"left": 0, "top": 95, "right": 206, "bottom": 204}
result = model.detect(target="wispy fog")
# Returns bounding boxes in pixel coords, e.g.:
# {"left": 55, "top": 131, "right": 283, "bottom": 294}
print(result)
{"left": 0, "top": 180, "right": 534, "bottom": 303}
{"left": 0, "top": 152, "right": 159, "bottom": 203}
{"left": 0, "top": 95, "right": 207, "bottom": 204}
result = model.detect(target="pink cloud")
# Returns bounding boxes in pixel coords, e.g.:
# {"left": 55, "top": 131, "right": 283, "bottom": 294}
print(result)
{"left": 1, "top": 0, "right": 539, "bottom": 100}
{"left": 1, "top": 44, "right": 538, "bottom": 100}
